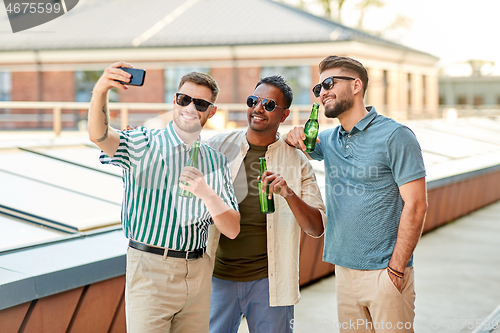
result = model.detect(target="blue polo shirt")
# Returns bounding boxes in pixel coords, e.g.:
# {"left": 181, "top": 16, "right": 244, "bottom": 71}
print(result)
{"left": 309, "top": 107, "right": 426, "bottom": 270}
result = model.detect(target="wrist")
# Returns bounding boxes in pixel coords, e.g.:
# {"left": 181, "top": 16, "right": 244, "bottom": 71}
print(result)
{"left": 283, "top": 188, "right": 296, "bottom": 200}
{"left": 198, "top": 186, "right": 216, "bottom": 202}
{"left": 92, "top": 86, "right": 109, "bottom": 96}
{"left": 387, "top": 266, "right": 404, "bottom": 279}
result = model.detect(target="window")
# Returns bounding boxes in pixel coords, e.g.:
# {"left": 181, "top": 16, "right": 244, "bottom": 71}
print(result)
{"left": 457, "top": 96, "right": 467, "bottom": 105}
{"left": 75, "top": 71, "right": 118, "bottom": 103}
{"left": 165, "top": 67, "right": 210, "bottom": 103}
{"left": 473, "top": 96, "right": 484, "bottom": 106}
{"left": 260, "top": 66, "right": 311, "bottom": 105}
{"left": 0, "top": 71, "right": 11, "bottom": 101}
{"left": 439, "top": 95, "right": 445, "bottom": 105}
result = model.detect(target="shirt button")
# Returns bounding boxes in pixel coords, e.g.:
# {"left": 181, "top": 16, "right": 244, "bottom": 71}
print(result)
{"left": 348, "top": 135, "right": 351, "bottom": 138}
{"left": 346, "top": 145, "right": 350, "bottom": 148}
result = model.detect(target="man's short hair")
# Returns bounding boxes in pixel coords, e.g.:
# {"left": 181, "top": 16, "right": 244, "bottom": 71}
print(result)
{"left": 255, "top": 75, "right": 293, "bottom": 109}
{"left": 319, "top": 56, "right": 369, "bottom": 96}
{"left": 178, "top": 72, "right": 219, "bottom": 103}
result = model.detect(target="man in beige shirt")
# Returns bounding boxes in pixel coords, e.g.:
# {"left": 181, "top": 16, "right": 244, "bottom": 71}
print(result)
{"left": 207, "top": 75, "right": 326, "bottom": 333}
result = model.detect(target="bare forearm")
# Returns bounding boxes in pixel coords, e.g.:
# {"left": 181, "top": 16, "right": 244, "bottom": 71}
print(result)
{"left": 88, "top": 91, "right": 109, "bottom": 141}
{"left": 285, "top": 191, "right": 324, "bottom": 237}
{"left": 212, "top": 209, "right": 240, "bottom": 240}
{"left": 202, "top": 190, "right": 240, "bottom": 239}
{"left": 88, "top": 62, "right": 131, "bottom": 157}
{"left": 389, "top": 201, "right": 427, "bottom": 271}
{"left": 88, "top": 91, "right": 119, "bottom": 156}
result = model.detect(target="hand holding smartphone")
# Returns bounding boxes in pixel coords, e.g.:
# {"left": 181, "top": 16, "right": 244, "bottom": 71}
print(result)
{"left": 116, "top": 67, "right": 146, "bottom": 86}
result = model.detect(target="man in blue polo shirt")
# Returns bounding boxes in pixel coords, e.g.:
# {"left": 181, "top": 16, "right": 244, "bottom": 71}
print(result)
{"left": 286, "top": 55, "right": 428, "bottom": 332}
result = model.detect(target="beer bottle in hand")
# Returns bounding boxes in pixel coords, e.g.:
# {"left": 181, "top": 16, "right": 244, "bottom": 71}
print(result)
{"left": 303, "top": 103, "right": 319, "bottom": 153}
{"left": 258, "top": 157, "right": 275, "bottom": 214}
{"left": 179, "top": 140, "right": 200, "bottom": 198}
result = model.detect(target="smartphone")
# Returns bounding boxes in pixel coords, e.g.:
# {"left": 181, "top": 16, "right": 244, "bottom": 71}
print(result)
{"left": 116, "top": 67, "right": 146, "bottom": 86}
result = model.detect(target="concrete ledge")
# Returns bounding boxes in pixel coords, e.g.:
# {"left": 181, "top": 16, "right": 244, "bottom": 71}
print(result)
{"left": 427, "top": 164, "right": 500, "bottom": 190}
{"left": 0, "top": 230, "right": 127, "bottom": 311}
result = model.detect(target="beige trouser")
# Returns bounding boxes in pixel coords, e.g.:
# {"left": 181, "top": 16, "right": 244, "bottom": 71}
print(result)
{"left": 335, "top": 266, "right": 416, "bottom": 333}
{"left": 125, "top": 247, "right": 212, "bottom": 333}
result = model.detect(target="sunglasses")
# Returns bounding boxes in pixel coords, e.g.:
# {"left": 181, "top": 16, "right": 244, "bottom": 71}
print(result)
{"left": 246, "top": 95, "right": 287, "bottom": 112}
{"left": 175, "top": 93, "right": 213, "bottom": 112}
{"left": 312, "top": 76, "right": 356, "bottom": 98}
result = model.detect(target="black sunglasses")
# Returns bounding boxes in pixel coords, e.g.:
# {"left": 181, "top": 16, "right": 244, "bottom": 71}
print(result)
{"left": 312, "top": 76, "right": 356, "bottom": 98}
{"left": 175, "top": 93, "right": 213, "bottom": 112}
{"left": 246, "top": 95, "right": 286, "bottom": 112}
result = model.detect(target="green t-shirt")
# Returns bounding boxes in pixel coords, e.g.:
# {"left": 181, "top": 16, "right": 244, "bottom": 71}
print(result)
{"left": 213, "top": 142, "right": 269, "bottom": 281}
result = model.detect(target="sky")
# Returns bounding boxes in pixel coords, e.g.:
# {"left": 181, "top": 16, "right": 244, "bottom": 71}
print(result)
{"left": 364, "top": 0, "right": 500, "bottom": 66}
{"left": 290, "top": 0, "right": 500, "bottom": 68}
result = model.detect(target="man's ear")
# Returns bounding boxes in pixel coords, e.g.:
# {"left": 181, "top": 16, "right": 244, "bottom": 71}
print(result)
{"left": 353, "top": 78, "right": 363, "bottom": 96}
{"left": 208, "top": 105, "right": 217, "bottom": 119}
{"left": 280, "top": 108, "right": 290, "bottom": 123}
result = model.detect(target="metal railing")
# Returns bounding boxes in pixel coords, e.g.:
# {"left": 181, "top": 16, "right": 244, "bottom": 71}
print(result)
{"left": 1, "top": 101, "right": 498, "bottom": 136}
{"left": 0, "top": 101, "right": 326, "bottom": 136}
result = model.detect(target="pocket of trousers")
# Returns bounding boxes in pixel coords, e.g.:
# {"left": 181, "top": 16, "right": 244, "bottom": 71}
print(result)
{"left": 126, "top": 247, "right": 145, "bottom": 291}
{"left": 383, "top": 268, "right": 404, "bottom": 295}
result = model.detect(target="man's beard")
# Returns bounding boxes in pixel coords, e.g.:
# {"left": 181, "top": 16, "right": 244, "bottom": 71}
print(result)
{"left": 324, "top": 95, "right": 353, "bottom": 119}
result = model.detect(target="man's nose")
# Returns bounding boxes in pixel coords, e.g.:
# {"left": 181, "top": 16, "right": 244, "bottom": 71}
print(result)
{"left": 254, "top": 99, "right": 265, "bottom": 113}
{"left": 320, "top": 86, "right": 328, "bottom": 98}
{"left": 186, "top": 101, "right": 198, "bottom": 112}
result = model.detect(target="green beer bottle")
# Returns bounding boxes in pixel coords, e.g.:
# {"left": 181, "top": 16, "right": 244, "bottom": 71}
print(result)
{"left": 303, "top": 103, "right": 320, "bottom": 153}
{"left": 179, "top": 140, "right": 200, "bottom": 198}
{"left": 258, "top": 157, "right": 275, "bottom": 214}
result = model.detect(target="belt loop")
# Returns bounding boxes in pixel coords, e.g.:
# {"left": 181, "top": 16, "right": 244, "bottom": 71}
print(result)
{"left": 163, "top": 248, "right": 169, "bottom": 261}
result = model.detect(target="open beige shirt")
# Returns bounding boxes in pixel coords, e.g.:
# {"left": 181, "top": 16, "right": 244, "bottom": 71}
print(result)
{"left": 207, "top": 130, "right": 327, "bottom": 307}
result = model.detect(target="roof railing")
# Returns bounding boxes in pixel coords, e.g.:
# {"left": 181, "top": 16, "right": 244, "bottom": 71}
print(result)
{"left": 1, "top": 101, "right": 497, "bottom": 136}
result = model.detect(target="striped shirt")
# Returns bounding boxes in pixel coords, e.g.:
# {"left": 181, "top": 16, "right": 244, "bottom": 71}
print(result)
{"left": 100, "top": 122, "right": 238, "bottom": 251}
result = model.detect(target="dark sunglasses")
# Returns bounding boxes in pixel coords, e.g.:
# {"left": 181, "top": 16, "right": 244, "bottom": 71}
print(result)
{"left": 246, "top": 95, "right": 286, "bottom": 112}
{"left": 175, "top": 93, "right": 213, "bottom": 112}
{"left": 312, "top": 76, "right": 356, "bottom": 98}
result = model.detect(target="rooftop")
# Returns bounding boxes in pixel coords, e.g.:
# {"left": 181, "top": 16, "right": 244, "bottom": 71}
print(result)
{"left": 246, "top": 200, "right": 500, "bottom": 333}
{"left": 0, "top": 115, "right": 499, "bottom": 315}
{"left": 0, "top": 0, "right": 432, "bottom": 54}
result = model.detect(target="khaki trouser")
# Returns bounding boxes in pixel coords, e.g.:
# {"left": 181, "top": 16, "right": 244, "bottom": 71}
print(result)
{"left": 335, "top": 266, "right": 416, "bottom": 333}
{"left": 125, "top": 247, "right": 212, "bottom": 333}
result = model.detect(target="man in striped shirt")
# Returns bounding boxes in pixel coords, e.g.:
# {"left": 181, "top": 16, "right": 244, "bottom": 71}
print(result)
{"left": 88, "top": 62, "right": 240, "bottom": 333}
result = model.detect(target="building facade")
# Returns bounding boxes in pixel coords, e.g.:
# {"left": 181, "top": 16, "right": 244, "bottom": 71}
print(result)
{"left": 0, "top": 0, "right": 439, "bottom": 129}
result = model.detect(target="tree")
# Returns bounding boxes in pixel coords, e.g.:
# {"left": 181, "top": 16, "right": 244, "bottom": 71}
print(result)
{"left": 356, "top": 0, "right": 385, "bottom": 30}
{"left": 316, "top": 0, "right": 347, "bottom": 22}
{"left": 276, "top": 0, "right": 412, "bottom": 42}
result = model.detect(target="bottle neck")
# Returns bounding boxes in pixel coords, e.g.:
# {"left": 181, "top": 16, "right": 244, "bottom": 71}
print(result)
{"left": 310, "top": 106, "right": 319, "bottom": 120}
{"left": 259, "top": 159, "right": 267, "bottom": 176}
{"left": 190, "top": 141, "right": 200, "bottom": 166}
